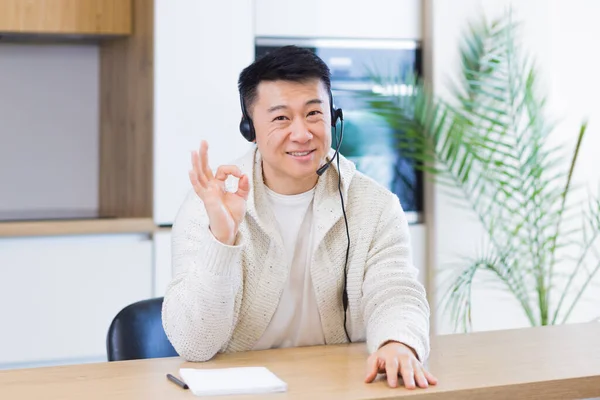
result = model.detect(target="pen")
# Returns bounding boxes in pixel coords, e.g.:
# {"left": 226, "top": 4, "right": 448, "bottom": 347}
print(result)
{"left": 166, "top": 373, "right": 189, "bottom": 390}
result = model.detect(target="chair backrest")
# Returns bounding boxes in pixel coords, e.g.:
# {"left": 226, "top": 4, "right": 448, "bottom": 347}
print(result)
{"left": 106, "top": 297, "right": 178, "bottom": 361}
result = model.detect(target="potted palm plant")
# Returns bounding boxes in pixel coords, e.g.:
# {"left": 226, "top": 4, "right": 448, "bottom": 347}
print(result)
{"left": 363, "top": 9, "right": 600, "bottom": 332}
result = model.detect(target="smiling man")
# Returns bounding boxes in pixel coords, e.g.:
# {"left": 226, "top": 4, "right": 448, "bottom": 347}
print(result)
{"left": 162, "top": 46, "right": 437, "bottom": 389}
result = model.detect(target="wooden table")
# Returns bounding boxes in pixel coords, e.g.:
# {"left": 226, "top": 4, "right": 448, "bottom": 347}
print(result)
{"left": 2, "top": 322, "right": 600, "bottom": 399}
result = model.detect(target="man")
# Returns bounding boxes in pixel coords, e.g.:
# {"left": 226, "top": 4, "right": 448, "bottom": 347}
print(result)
{"left": 162, "top": 46, "right": 437, "bottom": 390}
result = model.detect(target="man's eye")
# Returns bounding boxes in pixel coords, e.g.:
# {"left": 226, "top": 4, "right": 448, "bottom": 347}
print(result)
{"left": 308, "top": 111, "right": 322, "bottom": 116}
{"left": 273, "top": 116, "right": 287, "bottom": 121}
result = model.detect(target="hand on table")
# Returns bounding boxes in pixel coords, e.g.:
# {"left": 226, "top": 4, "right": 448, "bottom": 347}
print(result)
{"left": 189, "top": 140, "right": 250, "bottom": 246}
{"left": 365, "top": 341, "right": 438, "bottom": 389}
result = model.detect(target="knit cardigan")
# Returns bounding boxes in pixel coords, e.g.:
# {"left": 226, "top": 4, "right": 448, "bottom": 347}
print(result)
{"left": 162, "top": 146, "right": 431, "bottom": 362}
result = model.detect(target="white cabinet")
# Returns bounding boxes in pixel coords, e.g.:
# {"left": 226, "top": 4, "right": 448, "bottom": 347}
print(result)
{"left": 0, "top": 234, "right": 153, "bottom": 369}
{"left": 153, "top": 230, "right": 172, "bottom": 297}
{"left": 153, "top": 0, "right": 256, "bottom": 225}
{"left": 255, "top": 0, "right": 422, "bottom": 40}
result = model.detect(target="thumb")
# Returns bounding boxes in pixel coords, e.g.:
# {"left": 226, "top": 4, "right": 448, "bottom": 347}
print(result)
{"left": 235, "top": 174, "right": 250, "bottom": 200}
{"left": 365, "top": 354, "right": 379, "bottom": 383}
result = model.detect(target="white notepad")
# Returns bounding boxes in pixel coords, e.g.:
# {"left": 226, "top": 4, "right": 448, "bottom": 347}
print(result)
{"left": 179, "top": 366, "right": 288, "bottom": 397}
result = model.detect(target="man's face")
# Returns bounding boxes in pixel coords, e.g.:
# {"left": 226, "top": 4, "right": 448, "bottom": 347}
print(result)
{"left": 250, "top": 79, "right": 332, "bottom": 191}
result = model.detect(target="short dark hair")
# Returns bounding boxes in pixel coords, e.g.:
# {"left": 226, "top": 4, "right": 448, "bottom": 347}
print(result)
{"left": 238, "top": 45, "right": 332, "bottom": 116}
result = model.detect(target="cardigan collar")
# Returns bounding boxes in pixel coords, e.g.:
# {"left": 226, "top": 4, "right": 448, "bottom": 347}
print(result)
{"left": 235, "top": 146, "right": 356, "bottom": 247}
{"left": 228, "top": 146, "right": 357, "bottom": 349}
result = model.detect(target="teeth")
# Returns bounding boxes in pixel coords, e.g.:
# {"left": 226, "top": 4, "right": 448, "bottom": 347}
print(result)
{"left": 289, "top": 151, "right": 311, "bottom": 156}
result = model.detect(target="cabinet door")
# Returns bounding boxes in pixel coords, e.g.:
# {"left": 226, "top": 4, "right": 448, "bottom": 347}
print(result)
{"left": 255, "top": 0, "right": 422, "bottom": 40}
{"left": 153, "top": 230, "right": 172, "bottom": 297}
{"left": 0, "top": 0, "right": 131, "bottom": 36}
{"left": 0, "top": 234, "right": 152, "bottom": 369}
{"left": 153, "top": 0, "right": 255, "bottom": 225}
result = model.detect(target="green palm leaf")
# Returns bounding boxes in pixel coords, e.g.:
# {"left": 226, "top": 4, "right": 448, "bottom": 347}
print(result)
{"left": 363, "top": 8, "right": 597, "bottom": 330}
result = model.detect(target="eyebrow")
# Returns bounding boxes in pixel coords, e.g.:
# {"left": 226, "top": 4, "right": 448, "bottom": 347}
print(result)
{"left": 267, "top": 99, "right": 323, "bottom": 113}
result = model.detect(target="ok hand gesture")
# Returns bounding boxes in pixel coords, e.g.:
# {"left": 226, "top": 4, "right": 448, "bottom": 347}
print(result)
{"left": 189, "top": 141, "right": 250, "bottom": 245}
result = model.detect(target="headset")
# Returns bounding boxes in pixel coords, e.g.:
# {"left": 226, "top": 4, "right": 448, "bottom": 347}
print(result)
{"left": 239, "top": 89, "right": 352, "bottom": 342}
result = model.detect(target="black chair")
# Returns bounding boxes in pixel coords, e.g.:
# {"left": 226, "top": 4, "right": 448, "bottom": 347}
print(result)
{"left": 106, "top": 297, "right": 178, "bottom": 361}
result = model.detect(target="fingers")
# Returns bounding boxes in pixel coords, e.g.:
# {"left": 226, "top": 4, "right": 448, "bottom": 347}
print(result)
{"left": 423, "top": 367, "right": 438, "bottom": 386}
{"left": 413, "top": 360, "right": 429, "bottom": 389}
{"left": 200, "top": 140, "right": 214, "bottom": 180}
{"left": 191, "top": 150, "right": 208, "bottom": 188}
{"left": 366, "top": 348, "right": 437, "bottom": 390}
{"left": 236, "top": 174, "right": 250, "bottom": 200}
{"left": 189, "top": 170, "right": 204, "bottom": 195}
{"left": 399, "top": 358, "right": 416, "bottom": 389}
{"left": 215, "top": 165, "right": 243, "bottom": 181}
{"left": 188, "top": 141, "right": 248, "bottom": 200}
{"left": 364, "top": 354, "right": 380, "bottom": 383}
{"left": 385, "top": 357, "right": 399, "bottom": 388}
{"left": 190, "top": 141, "right": 214, "bottom": 190}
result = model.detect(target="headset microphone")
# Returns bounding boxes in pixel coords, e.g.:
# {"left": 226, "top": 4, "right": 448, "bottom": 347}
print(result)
{"left": 316, "top": 108, "right": 344, "bottom": 176}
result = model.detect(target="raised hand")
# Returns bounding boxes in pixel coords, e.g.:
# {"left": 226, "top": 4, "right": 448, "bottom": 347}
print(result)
{"left": 189, "top": 140, "right": 250, "bottom": 245}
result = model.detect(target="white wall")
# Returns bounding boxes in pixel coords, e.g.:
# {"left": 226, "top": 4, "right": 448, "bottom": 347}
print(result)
{"left": 543, "top": 0, "right": 600, "bottom": 327}
{"left": 255, "top": 0, "right": 422, "bottom": 40}
{"left": 153, "top": 0, "right": 255, "bottom": 225}
{"left": 0, "top": 43, "right": 99, "bottom": 218}
{"left": 426, "top": 0, "right": 600, "bottom": 334}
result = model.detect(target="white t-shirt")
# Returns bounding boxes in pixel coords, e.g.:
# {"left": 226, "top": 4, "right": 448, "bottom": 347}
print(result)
{"left": 251, "top": 186, "right": 326, "bottom": 350}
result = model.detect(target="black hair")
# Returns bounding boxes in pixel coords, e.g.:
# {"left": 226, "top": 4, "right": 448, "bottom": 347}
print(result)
{"left": 238, "top": 45, "right": 332, "bottom": 116}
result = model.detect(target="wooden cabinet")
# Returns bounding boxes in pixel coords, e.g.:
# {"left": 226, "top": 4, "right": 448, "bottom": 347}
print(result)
{"left": 0, "top": 0, "right": 131, "bottom": 36}
{"left": 0, "top": 0, "right": 140, "bottom": 234}
{"left": 0, "top": 233, "right": 153, "bottom": 368}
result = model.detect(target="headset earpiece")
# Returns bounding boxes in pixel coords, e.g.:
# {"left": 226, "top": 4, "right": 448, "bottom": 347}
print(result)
{"left": 329, "top": 91, "right": 343, "bottom": 127}
{"left": 331, "top": 107, "right": 343, "bottom": 127}
{"left": 239, "top": 116, "right": 255, "bottom": 142}
{"left": 239, "top": 94, "right": 256, "bottom": 142}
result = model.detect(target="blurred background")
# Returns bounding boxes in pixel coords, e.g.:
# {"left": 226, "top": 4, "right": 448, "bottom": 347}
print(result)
{"left": 1, "top": 0, "right": 599, "bottom": 370}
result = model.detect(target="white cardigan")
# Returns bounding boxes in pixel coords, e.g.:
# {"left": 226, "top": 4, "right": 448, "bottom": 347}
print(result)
{"left": 162, "top": 147, "right": 431, "bottom": 362}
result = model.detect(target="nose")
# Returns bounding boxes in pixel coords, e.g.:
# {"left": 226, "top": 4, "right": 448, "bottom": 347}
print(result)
{"left": 289, "top": 118, "right": 313, "bottom": 143}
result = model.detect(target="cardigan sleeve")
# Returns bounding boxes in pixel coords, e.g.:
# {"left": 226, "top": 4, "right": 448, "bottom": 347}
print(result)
{"left": 360, "top": 194, "right": 431, "bottom": 362}
{"left": 161, "top": 190, "right": 245, "bottom": 362}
